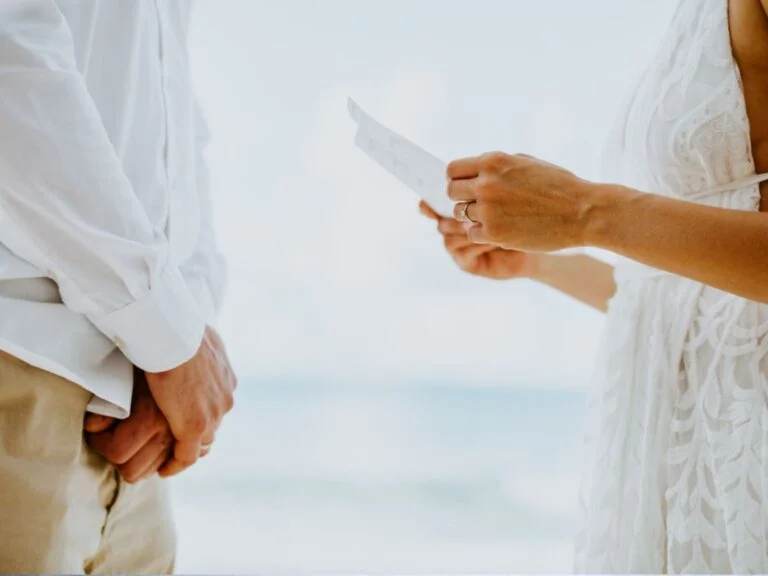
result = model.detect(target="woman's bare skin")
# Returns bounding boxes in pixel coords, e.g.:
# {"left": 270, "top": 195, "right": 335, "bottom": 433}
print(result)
{"left": 424, "top": 0, "right": 768, "bottom": 313}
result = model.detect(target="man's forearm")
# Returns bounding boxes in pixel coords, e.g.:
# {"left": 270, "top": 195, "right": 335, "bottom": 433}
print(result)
{"left": 584, "top": 183, "right": 768, "bottom": 303}
{"left": 179, "top": 96, "right": 228, "bottom": 326}
{"left": 0, "top": 2, "right": 205, "bottom": 371}
{"left": 530, "top": 253, "right": 616, "bottom": 313}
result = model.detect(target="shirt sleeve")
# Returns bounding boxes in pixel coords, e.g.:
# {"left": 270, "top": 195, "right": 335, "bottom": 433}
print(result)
{"left": 180, "top": 97, "right": 229, "bottom": 327}
{"left": 0, "top": 1, "right": 205, "bottom": 372}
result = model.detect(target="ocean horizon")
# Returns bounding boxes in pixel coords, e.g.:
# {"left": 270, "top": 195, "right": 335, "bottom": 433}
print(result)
{"left": 172, "top": 379, "right": 588, "bottom": 573}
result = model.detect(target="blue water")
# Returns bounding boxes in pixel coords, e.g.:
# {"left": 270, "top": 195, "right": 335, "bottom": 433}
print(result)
{"left": 173, "top": 381, "right": 588, "bottom": 572}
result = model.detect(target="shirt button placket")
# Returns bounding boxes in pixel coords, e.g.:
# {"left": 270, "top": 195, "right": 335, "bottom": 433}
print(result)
{"left": 153, "top": 0, "right": 173, "bottom": 239}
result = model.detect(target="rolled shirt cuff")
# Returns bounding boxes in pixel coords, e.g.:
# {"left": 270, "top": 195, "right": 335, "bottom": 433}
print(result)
{"left": 88, "top": 264, "right": 206, "bottom": 372}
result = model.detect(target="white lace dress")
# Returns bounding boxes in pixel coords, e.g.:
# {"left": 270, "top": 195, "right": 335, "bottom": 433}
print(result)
{"left": 573, "top": 1, "right": 768, "bottom": 573}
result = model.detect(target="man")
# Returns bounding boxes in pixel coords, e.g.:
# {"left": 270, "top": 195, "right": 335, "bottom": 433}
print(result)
{"left": 0, "top": 1, "right": 237, "bottom": 573}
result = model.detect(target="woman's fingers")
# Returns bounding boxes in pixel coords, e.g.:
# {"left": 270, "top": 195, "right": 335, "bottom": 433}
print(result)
{"left": 446, "top": 156, "right": 483, "bottom": 180}
{"left": 446, "top": 177, "right": 477, "bottom": 202}
{"left": 419, "top": 201, "right": 439, "bottom": 220}
{"left": 467, "top": 223, "right": 490, "bottom": 244}
{"left": 453, "top": 201, "right": 480, "bottom": 223}
{"left": 430, "top": 202, "right": 495, "bottom": 262}
{"left": 453, "top": 243, "right": 496, "bottom": 269}
{"left": 443, "top": 232, "right": 476, "bottom": 252}
{"left": 437, "top": 218, "right": 466, "bottom": 236}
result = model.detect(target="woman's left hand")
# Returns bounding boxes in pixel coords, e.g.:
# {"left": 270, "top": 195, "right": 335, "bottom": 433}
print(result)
{"left": 446, "top": 151, "right": 600, "bottom": 252}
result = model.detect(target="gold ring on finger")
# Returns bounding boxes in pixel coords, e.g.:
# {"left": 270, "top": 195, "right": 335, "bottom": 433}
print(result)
{"left": 460, "top": 201, "right": 477, "bottom": 224}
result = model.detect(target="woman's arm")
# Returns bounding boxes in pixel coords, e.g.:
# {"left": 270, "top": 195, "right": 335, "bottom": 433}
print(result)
{"left": 584, "top": 185, "right": 768, "bottom": 303}
{"left": 420, "top": 201, "right": 616, "bottom": 312}
{"left": 531, "top": 253, "right": 616, "bottom": 313}
{"left": 441, "top": 1, "right": 768, "bottom": 304}
{"left": 445, "top": 151, "right": 768, "bottom": 303}
{"left": 445, "top": 150, "right": 768, "bottom": 303}
{"left": 579, "top": 0, "right": 768, "bottom": 299}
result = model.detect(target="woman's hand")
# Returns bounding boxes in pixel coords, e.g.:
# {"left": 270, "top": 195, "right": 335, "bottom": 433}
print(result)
{"left": 419, "top": 201, "right": 537, "bottom": 280}
{"left": 446, "top": 152, "right": 600, "bottom": 251}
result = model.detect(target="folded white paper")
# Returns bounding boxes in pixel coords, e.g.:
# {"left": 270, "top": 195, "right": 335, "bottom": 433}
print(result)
{"left": 347, "top": 97, "right": 454, "bottom": 217}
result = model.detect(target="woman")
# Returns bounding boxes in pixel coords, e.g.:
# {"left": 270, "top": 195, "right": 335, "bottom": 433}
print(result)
{"left": 421, "top": 0, "right": 768, "bottom": 573}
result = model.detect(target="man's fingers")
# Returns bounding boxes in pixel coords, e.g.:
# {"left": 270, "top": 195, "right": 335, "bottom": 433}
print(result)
{"left": 143, "top": 325, "right": 236, "bottom": 479}
{"left": 86, "top": 428, "right": 117, "bottom": 460}
{"left": 158, "top": 439, "right": 200, "bottom": 478}
{"left": 118, "top": 433, "right": 172, "bottom": 483}
{"left": 83, "top": 414, "right": 116, "bottom": 434}
{"left": 157, "top": 458, "right": 188, "bottom": 479}
{"left": 136, "top": 450, "right": 172, "bottom": 484}
{"left": 88, "top": 416, "right": 157, "bottom": 465}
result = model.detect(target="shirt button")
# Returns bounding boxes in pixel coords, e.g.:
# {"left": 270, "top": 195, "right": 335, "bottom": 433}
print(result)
{"left": 114, "top": 337, "right": 125, "bottom": 350}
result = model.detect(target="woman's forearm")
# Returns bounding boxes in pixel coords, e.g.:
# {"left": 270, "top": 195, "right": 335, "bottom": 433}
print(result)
{"left": 584, "top": 184, "right": 768, "bottom": 303}
{"left": 530, "top": 253, "right": 616, "bottom": 313}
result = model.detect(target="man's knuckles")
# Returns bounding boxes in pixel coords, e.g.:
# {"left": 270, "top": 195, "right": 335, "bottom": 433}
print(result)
{"left": 182, "top": 411, "right": 213, "bottom": 438}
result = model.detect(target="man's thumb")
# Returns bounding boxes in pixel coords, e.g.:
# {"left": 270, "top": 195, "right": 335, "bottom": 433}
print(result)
{"left": 83, "top": 413, "right": 116, "bottom": 433}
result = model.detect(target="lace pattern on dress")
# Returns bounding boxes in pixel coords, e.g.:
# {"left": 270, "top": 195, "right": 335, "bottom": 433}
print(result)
{"left": 574, "top": 0, "right": 768, "bottom": 572}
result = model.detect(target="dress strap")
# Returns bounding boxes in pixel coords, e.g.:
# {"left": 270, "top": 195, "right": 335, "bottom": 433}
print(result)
{"left": 688, "top": 172, "right": 768, "bottom": 200}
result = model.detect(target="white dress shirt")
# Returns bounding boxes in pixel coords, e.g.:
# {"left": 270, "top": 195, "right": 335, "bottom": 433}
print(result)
{"left": 0, "top": 0, "right": 226, "bottom": 417}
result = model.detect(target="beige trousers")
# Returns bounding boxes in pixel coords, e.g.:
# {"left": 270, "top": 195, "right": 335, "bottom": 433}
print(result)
{"left": 0, "top": 350, "right": 176, "bottom": 574}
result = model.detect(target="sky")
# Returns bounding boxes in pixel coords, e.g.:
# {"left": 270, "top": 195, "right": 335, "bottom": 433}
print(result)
{"left": 187, "top": 0, "right": 677, "bottom": 388}
{"left": 176, "top": 3, "right": 680, "bottom": 571}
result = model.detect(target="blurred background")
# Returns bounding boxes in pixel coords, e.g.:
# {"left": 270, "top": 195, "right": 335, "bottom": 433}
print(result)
{"left": 173, "top": 1, "right": 676, "bottom": 572}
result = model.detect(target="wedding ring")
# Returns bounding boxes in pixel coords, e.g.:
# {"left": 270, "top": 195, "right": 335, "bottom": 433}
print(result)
{"left": 199, "top": 441, "right": 213, "bottom": 456}
{"left": 460, "top": 201, "right": 477, "bottom": 224}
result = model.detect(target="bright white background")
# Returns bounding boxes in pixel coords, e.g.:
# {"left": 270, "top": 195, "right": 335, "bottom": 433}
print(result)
{"left": 175, "top": 1, "right": 677, "bottom": 572}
